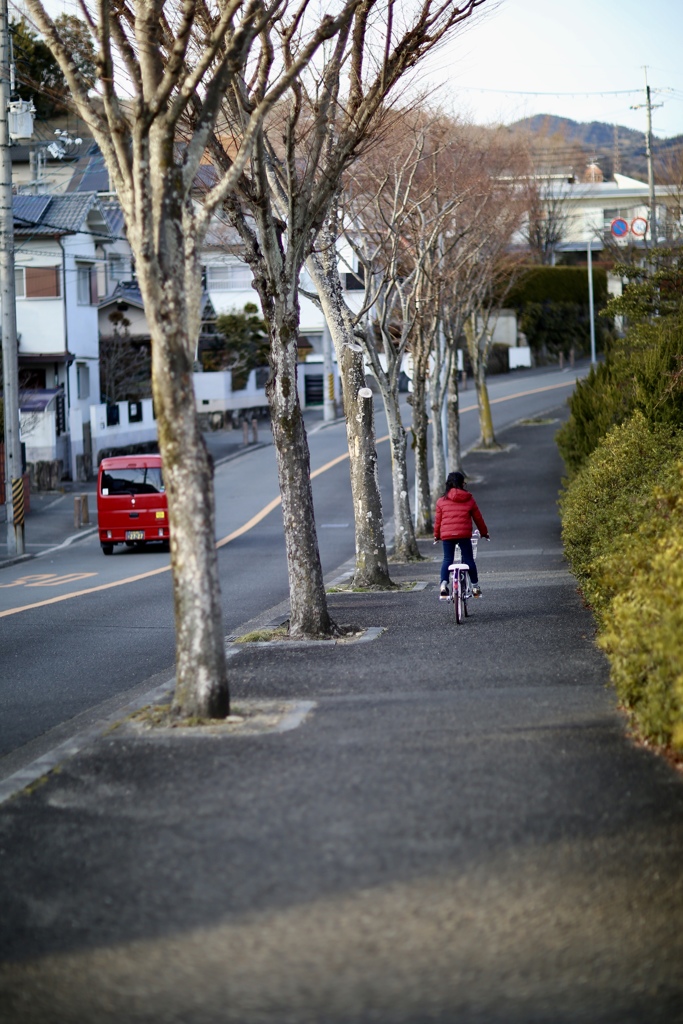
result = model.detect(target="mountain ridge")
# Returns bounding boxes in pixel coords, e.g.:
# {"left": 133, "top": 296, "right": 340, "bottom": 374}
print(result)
{"left": 510, "top": 114, "right": 683, "bottom": 181}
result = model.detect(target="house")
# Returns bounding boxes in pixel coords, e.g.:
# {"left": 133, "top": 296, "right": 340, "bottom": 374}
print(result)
{"left": 12, "top": 192, "right": 114, "bottom": 480}
{"left": 536, "top": 169, "right": 680, "bottom": 260}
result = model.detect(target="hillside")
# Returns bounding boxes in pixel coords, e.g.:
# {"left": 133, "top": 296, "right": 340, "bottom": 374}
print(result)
{"left": 510, "top": 114, "right": 683, "bottom": 182}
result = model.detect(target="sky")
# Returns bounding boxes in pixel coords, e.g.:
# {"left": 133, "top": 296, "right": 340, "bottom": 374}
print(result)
{"left": 420, "top": 0, "right": 683, "bottom": 139}
{"left": 17, "top": 0, "right": 683, "bottom": 140}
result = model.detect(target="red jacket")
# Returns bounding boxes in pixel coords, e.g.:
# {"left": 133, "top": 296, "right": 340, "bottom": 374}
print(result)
{"left": 434, "top": 488, "right": 488, "bottom": 540}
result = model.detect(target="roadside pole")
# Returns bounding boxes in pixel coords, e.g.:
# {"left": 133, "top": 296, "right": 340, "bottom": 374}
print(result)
{"left": 587, "top": 239, "right": 596, "bottom": 367}
{"left": 0, "top": 0, "right": 23, "bottom": 555}
{"left": 322, "top": 321, "right": 336, "bottom": 422}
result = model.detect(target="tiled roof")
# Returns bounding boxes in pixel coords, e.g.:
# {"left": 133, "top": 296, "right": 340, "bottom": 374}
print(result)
{"left": 13, "top": 192, "right": 111, "bottom": 237}
{"left": 99, "top": 200, "right": 126, "bottom": 238}
{"left": 99, "top": 281, "right": 144, "bottom": 309}
{"left": 13, "top": 195, "right": 51, "bottom": 225}
{"left": 66, "top": 143, "right": 111, "bottom": 194}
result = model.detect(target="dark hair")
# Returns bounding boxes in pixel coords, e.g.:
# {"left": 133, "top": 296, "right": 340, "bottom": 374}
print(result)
{"left": 444, "top": 471, "right": 466, "bottom": 495}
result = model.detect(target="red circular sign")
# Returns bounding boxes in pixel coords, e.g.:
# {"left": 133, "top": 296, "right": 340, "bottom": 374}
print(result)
{"left": 631, "top": 217, "right": 648, "bottom": 237}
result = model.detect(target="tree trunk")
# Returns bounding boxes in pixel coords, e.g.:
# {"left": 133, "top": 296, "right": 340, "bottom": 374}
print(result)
{"left": 447, "top": 364, "right": 463, "bottom": 473}
{"left": 430, "top": 381, "right": 446, "bottom": 504}
{"left": 384, "top": 388, "right": 422, "bottom": 561}
{"left": 339, "top": 346, "right": 394, "bottom": 587}
{"left": 140, "top": 268, "right": 230, "bottom": 720}
{"left": 411, "top": 368, "right": 432, "bottom": 535}
{"left": 267, "top": 305, "right": 333, "bottom": 637}
{"left": 474, "top": 359, "right": 497, "bottom": 448}
{"left": 475, "top": 358, "right": 497, "bottom": 446}
{"left": 307, "top": 252, "right": 393, "bottom": 588}
{"left": 465, "top": 315, "right": 498, "bottom": 450}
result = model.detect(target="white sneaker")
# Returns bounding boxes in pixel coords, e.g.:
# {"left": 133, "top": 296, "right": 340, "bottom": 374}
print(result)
{"left": 439, "top": 581, "right": 449, "bottom": 598}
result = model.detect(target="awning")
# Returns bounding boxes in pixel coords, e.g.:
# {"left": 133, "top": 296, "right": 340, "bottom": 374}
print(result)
{"left": 18, "top": 351, "right": 75, "bottom": 365}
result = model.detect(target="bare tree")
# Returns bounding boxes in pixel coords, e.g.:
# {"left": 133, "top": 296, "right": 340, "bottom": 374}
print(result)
{"left": 522, "top": 173, "right": 572, "bottom": 265}
{"left": 341, "top": 127, "right": 431, "bottom": 561}
{"left": 202, "top": 0, "right": 490, "bottom": 602}
{"left": 26, "top": 0, "right": 354, "bottom": 713}
{"left": 441, "top": 131, "right": 525, "bottom": 451}
{"left": 306, "top": 205, "right": 393, "bottom": 588}
{"left": 100, "top": 312, "right": 152, "bottom": 404}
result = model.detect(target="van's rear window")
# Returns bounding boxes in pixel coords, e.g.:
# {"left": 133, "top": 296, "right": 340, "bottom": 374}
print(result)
{"left": 100, "top": 467, "right": 164, "bottom": 496}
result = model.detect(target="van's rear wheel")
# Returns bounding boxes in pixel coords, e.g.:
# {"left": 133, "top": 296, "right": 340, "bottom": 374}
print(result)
{"left": 101, "top": 543, "right": 114, "bottom": 556}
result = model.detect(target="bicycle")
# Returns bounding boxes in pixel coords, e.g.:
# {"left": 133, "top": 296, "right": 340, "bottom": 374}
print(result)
{"left": 448, "top": 545, "right": 472, "bottom": 624}
{"left": 442, "top": 530, "right": 481, "bottom": 625}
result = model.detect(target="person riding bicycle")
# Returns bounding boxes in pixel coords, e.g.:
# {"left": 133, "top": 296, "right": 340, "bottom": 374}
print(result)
{"left": 434, "top": 471, "right": 489, "bottom": 599}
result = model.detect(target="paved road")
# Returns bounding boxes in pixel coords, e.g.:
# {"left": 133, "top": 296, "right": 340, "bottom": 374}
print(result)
{"left": 1, "top": 403, "right": 681, "bottom": 1022}
{"left": 0, "top": 367, "right": 584, "bottom": 767}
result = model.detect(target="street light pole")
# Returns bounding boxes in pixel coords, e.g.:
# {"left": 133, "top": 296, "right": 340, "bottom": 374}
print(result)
{"left": 0, "top": 0, "right": 23, "bottom": 555}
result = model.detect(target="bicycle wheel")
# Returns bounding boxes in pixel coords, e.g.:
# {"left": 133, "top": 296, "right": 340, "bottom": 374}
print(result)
{"left": 463, "top": 571, "right": 470, "bottom": 618}
{"left": 454, "top": 571, "right": 465, "bottom": 624}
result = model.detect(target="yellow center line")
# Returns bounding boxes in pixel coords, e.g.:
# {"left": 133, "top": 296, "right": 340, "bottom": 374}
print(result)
{"left": 0, "top": 376, "right": 577, "bottom": 618}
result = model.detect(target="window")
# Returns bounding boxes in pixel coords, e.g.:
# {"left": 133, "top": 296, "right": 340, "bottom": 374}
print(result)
{"left": 108, "top": 255, "right": 132, "bottom": 287}
{"left": 76, "top": 363, "right": 90, "bottom": 400}
{"left": 345, "top": 268, "right": 365, "bottom": 291}
{"left": 128, "top": 400, "right": 143, "bottom": 423}
{"left": 206, "top": 262, "right": 253, "bottom": 291}
{"left": 100, "top": 467, "right": 164, "bottom": 496}
{"left": 15, "top": 266, "right": 61, "bottom": 298}
{"left": 77, "top": 264, "right": 98, "bottom": 305}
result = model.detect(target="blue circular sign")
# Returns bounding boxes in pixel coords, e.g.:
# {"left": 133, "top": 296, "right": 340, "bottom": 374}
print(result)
{"left": 611, "top": 217, "right": 629, "bottom": 238}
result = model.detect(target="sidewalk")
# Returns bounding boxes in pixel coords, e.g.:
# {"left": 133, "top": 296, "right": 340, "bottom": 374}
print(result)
{"left": 1, "top": 413, "right": 682, "bottom": 1023}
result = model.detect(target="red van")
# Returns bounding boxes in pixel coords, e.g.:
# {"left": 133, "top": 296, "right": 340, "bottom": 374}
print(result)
{"left": 97, "top": 454, "right": 169, "bottom": 555}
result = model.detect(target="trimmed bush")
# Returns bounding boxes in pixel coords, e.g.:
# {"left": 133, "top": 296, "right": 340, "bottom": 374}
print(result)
{"left": 507, "top": 266, "right": 607, "bottom": 307}
{"left": 560, "top": 413, "right": 683, "bottom": 749}
{"left": 560, "top": 413, "right": 683, "bottom": 616}
{"left": 557, "top": 318, "right": 683, "bottom": 476}
{"left": 599, "top": 522, "right": 683, "bottom": 749}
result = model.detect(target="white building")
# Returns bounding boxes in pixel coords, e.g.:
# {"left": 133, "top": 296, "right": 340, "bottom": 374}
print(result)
{"left": 538, "top": 169, "right": 680, "bottom": 259}
{"left": 13, "top": 192, "right": 114, "bottom": 477}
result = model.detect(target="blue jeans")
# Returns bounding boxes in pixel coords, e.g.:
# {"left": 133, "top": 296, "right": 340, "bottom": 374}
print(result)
{"left": 441, "top": 538, "right": 478, "bottom": 585}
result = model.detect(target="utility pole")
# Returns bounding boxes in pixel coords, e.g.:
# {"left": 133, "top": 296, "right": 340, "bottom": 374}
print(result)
{"left": 632, "top": 68, "right": 662, "bottom": 247}
{"left": 0, "top": 0, "right": 24, "bottom": 555}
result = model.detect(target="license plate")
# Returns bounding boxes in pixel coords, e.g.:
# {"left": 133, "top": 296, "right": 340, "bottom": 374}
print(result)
{"left": 125, "top": 530, "right": 145, "bottom": 540}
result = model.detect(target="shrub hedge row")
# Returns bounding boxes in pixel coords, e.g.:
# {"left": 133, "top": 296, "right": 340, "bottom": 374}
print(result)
{"left": 559, "top": 303, "right": 683, "bottom": 751}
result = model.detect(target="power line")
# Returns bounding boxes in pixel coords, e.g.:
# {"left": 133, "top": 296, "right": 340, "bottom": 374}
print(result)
{"left": 457, "top": 86, "right": 645, "bottom": 98}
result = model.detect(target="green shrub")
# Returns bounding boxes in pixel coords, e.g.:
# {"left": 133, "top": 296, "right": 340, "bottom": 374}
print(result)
{"left": 518, "top": 300, "right": 606, "bottom": 361}
{"left": 599, "top": 524, "right": 683, "bottom": 750}
{"left": 561, "top": 411, "right": 683, "bottom": 610}
{"left": 557, "top": 318, "right": 683, "bottom": 475}
{"left": 560, "top": 413, "right": 683, "bottom": 750}
{"left": 507, "top": 266, "right": 607, "bottom": 307}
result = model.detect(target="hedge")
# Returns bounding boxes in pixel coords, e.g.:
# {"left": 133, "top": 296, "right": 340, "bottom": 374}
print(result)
{"left": 507, "top": 265, "right": 608, "bottom": 307}
{"left": 599, "top": 519, "right": 683, "bottom": 749}
{"left": 556, "top": 318, "right": 683, "bottom": 475}
{"left": 560, "top": 412, "right": 683, "bottom": 750}
{"left": 560, "top": 413, "right": 683, "bottom": 619}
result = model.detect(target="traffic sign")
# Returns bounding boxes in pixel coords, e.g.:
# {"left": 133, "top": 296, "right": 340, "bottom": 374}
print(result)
{"left": 611, "top": 218, "right": 629, "bottom": 238}
{"left": 631, "top": 216, "right": 648, "bottom": 237}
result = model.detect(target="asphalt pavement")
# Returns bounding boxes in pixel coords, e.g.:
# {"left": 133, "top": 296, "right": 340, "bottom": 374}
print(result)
{"left": 1, "top": 405, "right": 682, "bottom": 1023}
